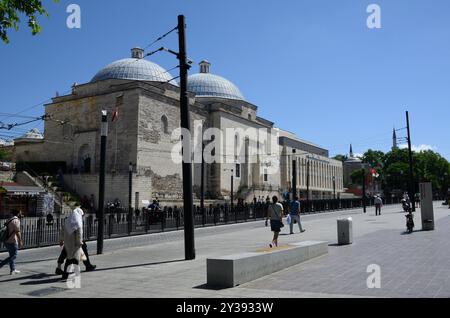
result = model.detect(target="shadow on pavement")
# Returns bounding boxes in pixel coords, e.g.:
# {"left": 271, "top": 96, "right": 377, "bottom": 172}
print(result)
{"left": 92, "top": 259, "right": 185, "bottom": 272}
{"left": 21, "top": 277, "right": 63, "bottom": 286}
{"left": 16, "top": 258, "right": 57, "bottom": 265}
{"left": 0, "top": 272, "right": 53, "bottom": 284}
{"left": 2, "top": 259, "right": 185, "bottom": 285}
{"left": 193, "top": 283, "right": 229, "bottom": 291}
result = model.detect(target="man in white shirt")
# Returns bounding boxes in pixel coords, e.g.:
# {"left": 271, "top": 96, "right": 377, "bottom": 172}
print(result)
{"left": 374, "top": 195, "right": 383, "bottom": 216}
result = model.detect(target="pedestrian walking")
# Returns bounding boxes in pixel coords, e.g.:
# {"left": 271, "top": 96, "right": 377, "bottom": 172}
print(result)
{"left": 55, "top": 207, "right": 96, "bottom": 275}
{"left": 0, "top": 210, "right": 24, "bottom": 275}
{"left": 59, "top": 204, "right": 84, "bottom": 280}
{"left": 374, "top": 195, "right": 383, "bottom": 216}
{"left": 55, "top": 241, "right": 96, "bottom": 274}
{"left": 289, "top": 196, "right": 305, "bottom": 234}
{"left": 265, "top": 196, "right": 284, "bottom": 248}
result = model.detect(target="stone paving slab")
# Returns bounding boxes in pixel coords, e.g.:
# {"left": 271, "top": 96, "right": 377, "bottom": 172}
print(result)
{"left": 0, "top": 203, "right": 448, "bottom": 298}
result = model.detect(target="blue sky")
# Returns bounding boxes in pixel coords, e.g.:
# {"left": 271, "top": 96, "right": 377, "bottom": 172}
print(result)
{"left": 0, "top": 0, "right": 449, "bottom": 160}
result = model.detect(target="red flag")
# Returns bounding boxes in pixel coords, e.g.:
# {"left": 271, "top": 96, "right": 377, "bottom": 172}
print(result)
{"left": 112, "top": 106, "right": 118, "bottom": 122}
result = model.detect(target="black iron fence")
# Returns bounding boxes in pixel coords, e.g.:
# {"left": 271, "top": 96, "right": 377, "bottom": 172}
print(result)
{"left": 1, "top": 197, "right": 400, "bottom": 252}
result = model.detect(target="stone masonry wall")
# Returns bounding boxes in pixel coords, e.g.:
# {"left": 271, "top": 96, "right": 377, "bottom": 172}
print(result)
{"left": 64, "top": 173, "right": 152, "bottom": 209}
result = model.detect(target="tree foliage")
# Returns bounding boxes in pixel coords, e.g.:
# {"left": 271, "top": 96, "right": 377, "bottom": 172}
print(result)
{"left": 0, "top": 148, "right": 11, "bottom": 161}
{"left": 0, "top": 0, "right": 59, "bottom": 43}
{"left": 357, "top": 148, "right": 450, "bottom": 198}
{"left": 350, "top": 169, "right": 365, "bottom": 185}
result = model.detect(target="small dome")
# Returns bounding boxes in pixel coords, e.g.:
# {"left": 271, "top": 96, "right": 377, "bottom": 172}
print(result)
{"left": 22, "top": 128, "right": 43, "bottom": 140}
{"left": 187, "top": 61, "right": 245, "bottom": 101}
{"left": 91, "top": 48, "right": 177, "bottom": 85}
{"left": 345, "top": 157, "right": 362, "bottom": 163}
{"left": 14, "top": 128, "right": 43, "bottom": 144}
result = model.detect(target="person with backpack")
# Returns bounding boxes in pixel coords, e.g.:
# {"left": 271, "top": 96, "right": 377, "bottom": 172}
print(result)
{"left": 0, "top": 210, "right": 24, "bottom": 275}
{"left": 265, "top": 196, "right": 284, "bottom": 248}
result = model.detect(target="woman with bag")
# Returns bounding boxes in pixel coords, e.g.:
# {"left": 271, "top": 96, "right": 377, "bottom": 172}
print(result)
{"left": 59, "top": 204, "right": 84, "bottom": 280}
{"left": 265, "top": 196, "right": 284, "bottom": 248}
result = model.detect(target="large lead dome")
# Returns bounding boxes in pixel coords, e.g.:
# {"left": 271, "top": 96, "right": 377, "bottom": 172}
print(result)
{"left": 188, "top": 60, "right": 245, "bottom": 101}
{"left": 91, "top": 48, "right": 177, "bottom": 85}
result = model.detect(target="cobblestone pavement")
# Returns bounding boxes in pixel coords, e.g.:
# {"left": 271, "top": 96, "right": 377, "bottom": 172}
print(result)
{"left": 0, "top": 203, "right": 448, "bottom": 298}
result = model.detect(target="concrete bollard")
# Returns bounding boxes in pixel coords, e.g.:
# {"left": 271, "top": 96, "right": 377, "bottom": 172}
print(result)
{"left": 337, "top": 217, "right": 353, "bottom": 245}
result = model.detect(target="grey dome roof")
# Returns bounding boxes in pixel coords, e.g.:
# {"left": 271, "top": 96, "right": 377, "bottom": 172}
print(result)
{"left": 187, "top": 60, "right": 245, "bottom": 100}
{"left": 91, "top": 48, "right": 177, "bottom": 85}
{"left": 20, "top": 128, "right": 43, "bottom": 140}
{"left": 345, "top": 157, "right": 362, "bottom": 163}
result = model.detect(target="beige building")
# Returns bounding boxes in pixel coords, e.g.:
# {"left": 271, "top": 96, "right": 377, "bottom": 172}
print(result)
{"left": 13, "top": 48, "right": 343, "bottom": 208}
{"left": 279, "top": 130, "right": 343, "bottom": 200}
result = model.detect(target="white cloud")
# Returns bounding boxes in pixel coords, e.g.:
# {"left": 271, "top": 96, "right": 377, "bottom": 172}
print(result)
{"left": 399, "top": 144, "right": 437, "bottom": 152}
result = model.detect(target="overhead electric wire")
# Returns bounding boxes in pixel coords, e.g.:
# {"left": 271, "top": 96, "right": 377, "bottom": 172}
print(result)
{"left": 143, "top": 26, "right": 178, "bottom": 51}
{"left": 1, "top": 29, "right": 179, "bottom": 125}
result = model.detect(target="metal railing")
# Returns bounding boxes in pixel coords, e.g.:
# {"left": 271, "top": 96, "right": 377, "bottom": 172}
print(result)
{"left": 0, "top": 198, "right": 398, "bottom": 252}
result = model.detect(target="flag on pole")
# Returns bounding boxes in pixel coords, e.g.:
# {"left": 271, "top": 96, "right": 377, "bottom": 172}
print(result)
{"left": 371, "top": 168, "right": 379, "bottom": 178}
{"left": 112, "top": 106, "right": 118, "bottom": 122}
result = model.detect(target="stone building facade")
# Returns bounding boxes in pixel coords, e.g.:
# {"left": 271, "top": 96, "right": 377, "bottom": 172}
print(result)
{"left": 13, "top": 48, "right": 343, "bottom": 208}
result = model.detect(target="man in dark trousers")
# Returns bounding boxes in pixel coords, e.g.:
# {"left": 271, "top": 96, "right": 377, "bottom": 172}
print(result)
{"left": 374, "top": 195, "right": 383, "bottom": 216}
{"left": 55, "top": 241, "right": 96, "bottom": 274}
{"left": 289, "top": 196, "right": 306, "bottom": 234}
{"left": 55, "top": 207, "right": 96, "bottom": 274}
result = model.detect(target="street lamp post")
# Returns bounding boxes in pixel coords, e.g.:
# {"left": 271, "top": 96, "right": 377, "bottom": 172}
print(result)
{"left": 306, "top": 160, "right": 310, "bottom": 212}
{"left": 128, "top": 162, "right": 133, "bottom": 234}
{"left": 97, "top": 110, "right": 108, "bottom": 255}
{"left": 231, "top": 169, "right": 234, "bottom": 211}
{"left": 332, "top": 176, "right": 336, "bottom": 200}
{"left": 406, "top": 111, "right": 416, "bottom": 212}
{"left": 177, "top": 15, "right": 195, "bottom": 260}
{"left": 200, "top": 141, "right": 205, "bottom": 223}
{"left": 292, "top": 149, "right": 297, "bottom": 200}
{"left": 362, "top": 168, "right": 366, "bottom": 213}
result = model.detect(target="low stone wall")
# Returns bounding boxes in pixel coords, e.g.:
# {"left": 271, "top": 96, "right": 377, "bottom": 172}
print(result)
{"left": 206, "top": 241, "right": 328, "bottom": 288}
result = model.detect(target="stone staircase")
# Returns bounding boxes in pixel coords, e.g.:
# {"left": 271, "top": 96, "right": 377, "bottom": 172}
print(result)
{"left": 16, "top": 170, "right": 76, "bottom": 215}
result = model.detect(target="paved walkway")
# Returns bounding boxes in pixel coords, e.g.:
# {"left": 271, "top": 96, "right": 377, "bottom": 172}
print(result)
{"left": 0, "top": 203, "right": 449, "bottom": 298}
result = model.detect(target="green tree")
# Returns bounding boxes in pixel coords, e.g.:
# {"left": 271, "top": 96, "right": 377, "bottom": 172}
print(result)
{"left": 0, "top": 148, "right": 11, "bottom": 161}
{"left": 384, "top": 162, "right": 410, "bottom": 194}
{"left": 414, "top": 150, "right": 450, "bottom": 198}
{"left": 350, "top": 169, "right": 365, "bottom": 185}
{"left": 0, "top": 0, "right": 59, "bottom": 43}
{"left": 384, "top": 148, "right": 410, "bottom": 168}
{"left": 362, "top": 149, "right": 385, "bottom": 169}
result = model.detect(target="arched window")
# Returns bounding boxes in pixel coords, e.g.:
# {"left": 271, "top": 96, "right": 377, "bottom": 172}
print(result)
{"left": 161, "top": 115, "right": 169, "bottom": 134}
{"left": 78, "top": 144, "right": 91, "bottom": 174}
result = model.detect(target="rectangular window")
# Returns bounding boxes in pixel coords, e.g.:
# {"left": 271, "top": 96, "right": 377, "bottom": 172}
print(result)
{"left": 264, "top": 169, "right": 268, "bottom": 182}
{"left": 236, "top": 164, "right": 241, "bottom": 178}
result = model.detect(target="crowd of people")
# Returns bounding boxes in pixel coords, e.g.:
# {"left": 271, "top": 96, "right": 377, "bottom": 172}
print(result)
{"left": 0, "top": 192, "right": 424, "bottom": 279}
